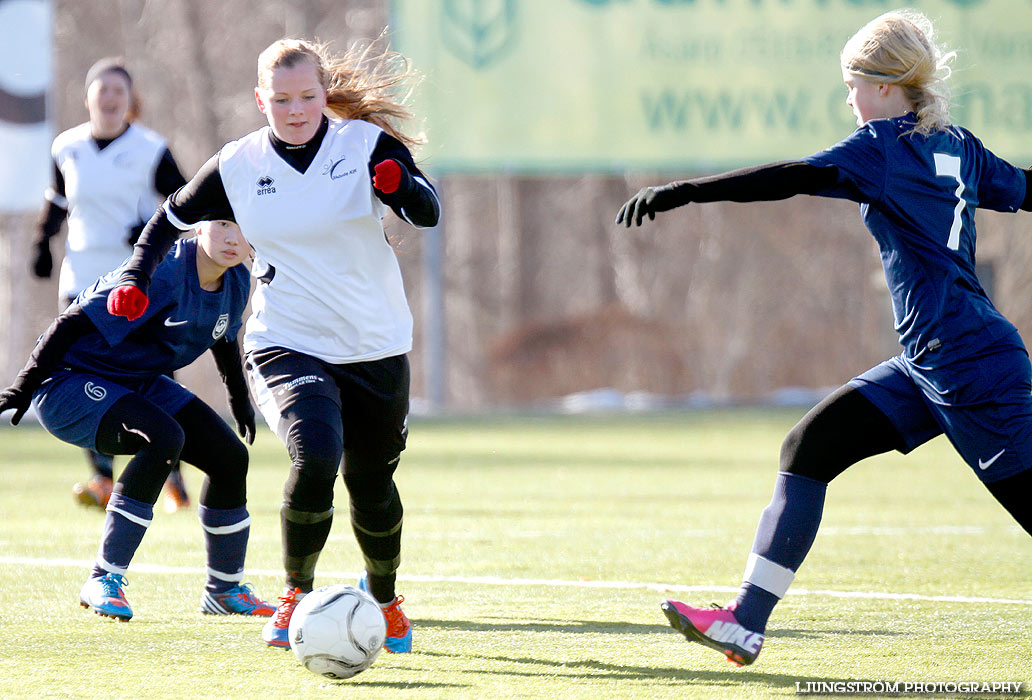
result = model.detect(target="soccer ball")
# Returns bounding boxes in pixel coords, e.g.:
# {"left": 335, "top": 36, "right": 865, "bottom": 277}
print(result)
{"left": 288, "top": 584, "right": 386, "bottom": 679}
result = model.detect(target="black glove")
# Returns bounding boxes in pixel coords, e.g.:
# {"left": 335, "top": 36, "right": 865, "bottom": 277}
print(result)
{"left": 229, "top": 396, "right": 255, "bottom": 445}
{"left": 31, "top": 239, "right": 53, "bottom": 278}
{"left": 0, "top": 386, "right": 32, "bottom": 425}
{"left": 615, "top": 186, "right": 680, "bottom": 227}
{"left": 126, "top": 221, "right": 147, "bottom": 246}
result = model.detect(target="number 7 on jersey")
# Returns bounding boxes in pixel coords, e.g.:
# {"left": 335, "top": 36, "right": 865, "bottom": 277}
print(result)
{"left": 933, "top": 153, "right": 965, "bottom": 251}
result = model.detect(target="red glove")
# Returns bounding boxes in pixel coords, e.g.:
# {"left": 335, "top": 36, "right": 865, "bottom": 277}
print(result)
{"left": 107, "top": 285, "right": 149, "bottom": 321}
{"left": 372, "top": 159, "right": 404, "bottom": 194}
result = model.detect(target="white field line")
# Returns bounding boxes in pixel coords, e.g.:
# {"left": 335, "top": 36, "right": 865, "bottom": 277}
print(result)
{"left": 4, "top": 555, "right": 1031, "bottom": 606}
{"left": 392, "top": 525, "right": 1025, "bottom": 540}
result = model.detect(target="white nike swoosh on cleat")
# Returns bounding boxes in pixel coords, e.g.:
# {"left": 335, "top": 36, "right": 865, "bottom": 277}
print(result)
{"left": 164, "top": 318, "right": 189, "bottom": 327}
{"left": 978, "top": 449, "right": 1006, "bottom": 470}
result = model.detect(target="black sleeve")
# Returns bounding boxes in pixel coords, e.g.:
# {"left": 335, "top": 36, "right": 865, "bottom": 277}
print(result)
{"left": 1022, "top": 169, "right": 1032, "bottom": 212}
{"left": 119, "top": 152, "right": 235, "bottom": 288}
{"left": 166, "top": 152, "right": 236, "bottom": 224}
{"left": 153, "top": 148, "right": 188, "bottom": 198}
{"left": 209, "top": 336, "right": 249, "bottom": 406}
{"left": 368, "top": 132, "right": 440, "bottom": 228}
{"left": 50, "top": 159, "right": 66, "bottom": 201}
{"left": 36, "top": 160, "right": 67, "bottom": 243}
{"left": 37, "top": 201, "right": 67, "bottom": 243}
{"left": 652, "top": 161, "right": 840, "bottom": 210}
{"left": 119, "top": 207, "right": 182, "bottom": 286}
{"left": 9, "top": 305, "right": 96, "bottom": 395}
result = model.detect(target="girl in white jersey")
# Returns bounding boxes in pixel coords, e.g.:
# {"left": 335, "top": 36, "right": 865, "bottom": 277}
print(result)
{"left": 107, "top": 37, "right": 440, "bottom": 653}
{"left": 31, "top": 58, "right": 191, "bottom": 514}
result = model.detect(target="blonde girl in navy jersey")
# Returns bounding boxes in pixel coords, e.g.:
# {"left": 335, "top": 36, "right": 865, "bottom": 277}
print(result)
{"left": 33, "top": 57, "right": 193, "bottom": 513}
{"left": 618, "top": 9, "right": 1031, "bottom": 666}
{"left": 107, "top": 36, "right": 440, "bottom": 652}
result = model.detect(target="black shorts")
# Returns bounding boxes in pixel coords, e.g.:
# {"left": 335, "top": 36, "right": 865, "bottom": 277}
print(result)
{"left": 246, "top": 347, "right": 409, "bottom": 458}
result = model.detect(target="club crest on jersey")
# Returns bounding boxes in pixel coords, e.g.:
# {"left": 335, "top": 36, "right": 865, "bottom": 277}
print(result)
{"left": 322, "top": 156, "right": 356, "bottom": 180}
{"left": 212, "top": 313, "right": 229, "bottom": 340}
{"left": 256, "top": 176, "right": 276, "bottom": 195}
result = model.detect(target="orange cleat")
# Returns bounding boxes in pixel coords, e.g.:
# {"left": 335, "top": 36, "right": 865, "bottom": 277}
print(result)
{"left": 163, "top": 469, "right": 190, "bottom": 513}
{"left": 72, "top": 476, "right": 113, "bottom": 510}
{"left": 262, "top": 587, "right": 305, "bottom": 647}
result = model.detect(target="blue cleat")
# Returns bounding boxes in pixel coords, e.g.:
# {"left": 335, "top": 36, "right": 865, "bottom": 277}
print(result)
{"left": 201, "top": 583, "right": 275, "bottom": 616}
{"left": 80, "top": 573, "right": 133, "bottom": 621}
{"left": 358, "top": 572, "right": 412, "bottom": 653}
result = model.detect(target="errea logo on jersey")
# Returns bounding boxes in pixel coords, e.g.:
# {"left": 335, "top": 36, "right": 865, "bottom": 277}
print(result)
{"left": 256, "top": 176, "right": 276, "bottom": 196}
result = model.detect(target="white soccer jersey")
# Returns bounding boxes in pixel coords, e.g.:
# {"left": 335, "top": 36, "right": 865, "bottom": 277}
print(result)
{"left": 216, "top": 118, "right": 414, "bottom": 364}
{"left": 49, "top": 122, "right": 168, "bottom": 298}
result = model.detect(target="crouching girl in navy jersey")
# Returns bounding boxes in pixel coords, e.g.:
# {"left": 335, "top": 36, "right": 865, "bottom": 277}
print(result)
{"left": 0, "top": 221, "right": 274, "bottom": 621}
{"left": 617, "top": 9, "right": 1032, "bottom": 666}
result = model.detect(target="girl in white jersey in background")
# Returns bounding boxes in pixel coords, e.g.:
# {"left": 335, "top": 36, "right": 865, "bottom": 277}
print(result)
{"left": 106, "top": 37, "right": 440, "bottom": 653}
{"left": 31, "top": 57, "right": 192, "bottom": 514}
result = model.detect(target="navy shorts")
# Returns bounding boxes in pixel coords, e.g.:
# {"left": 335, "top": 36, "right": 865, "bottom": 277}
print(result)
{"left": 849, "top": 347, "right": 1032, "bottom": 483}
{"left": 32, "top": 371, "right": 195, "bottom": 451}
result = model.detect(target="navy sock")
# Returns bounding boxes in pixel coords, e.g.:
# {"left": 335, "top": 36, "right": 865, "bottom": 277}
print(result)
{"left": 733, "top": 583, "right": 780, "bottom": 633}
{"left": 733, "top": 471, "right": 827, "bottom": 633}
{"left": 91, "top": 493, "right": 152, "bottom": 578}
{"left": 200, "top": 505, "right": 251, "bottom": 593}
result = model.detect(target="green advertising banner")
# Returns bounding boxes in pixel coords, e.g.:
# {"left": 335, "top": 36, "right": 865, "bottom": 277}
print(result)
{"left": 392, "top": 0, "right": 1032, "bottom": 172}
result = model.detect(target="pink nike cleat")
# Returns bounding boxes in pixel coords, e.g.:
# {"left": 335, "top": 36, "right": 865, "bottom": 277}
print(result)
{"left": 661, "top": 600, "right": 764, "bottom": 666}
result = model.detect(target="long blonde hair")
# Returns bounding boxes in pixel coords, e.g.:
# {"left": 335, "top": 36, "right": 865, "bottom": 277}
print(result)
{"left": 256, "top": 34, "right": 423, "bottom": 150}
{"left": 840, "top": 9, "right": 955, "bottom": 135}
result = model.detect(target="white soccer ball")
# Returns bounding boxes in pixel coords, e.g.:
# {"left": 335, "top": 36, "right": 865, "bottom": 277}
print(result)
{"left": 288, "top": 584, "right": 386, "bottom": 679}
